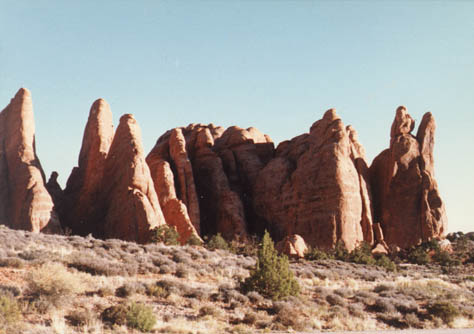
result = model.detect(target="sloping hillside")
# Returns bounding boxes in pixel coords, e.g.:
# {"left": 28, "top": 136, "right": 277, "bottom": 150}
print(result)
{"left": 0, "top": 225, "right": 473, "bottom": 333}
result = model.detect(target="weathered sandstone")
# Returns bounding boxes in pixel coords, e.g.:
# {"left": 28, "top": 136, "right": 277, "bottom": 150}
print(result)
{"left": 0, "top": 88, "right": 60, "bottom": 233}
{"left": 147, "top": 123, "right": 274, "bottom": 241}
{"left": 369, "top": 107, "right": 447, "bottom": 249}
{"left": 99, "top": 114, "right": 165, "bottom": 243}
{"left": 61, "top": 99, "right": 114, "bottom": 235}
{"left": 276, "top": 234, "right": 308, "bottom": 258}
{"left": 254, "top": 109, "right": 373, "bottom": 251}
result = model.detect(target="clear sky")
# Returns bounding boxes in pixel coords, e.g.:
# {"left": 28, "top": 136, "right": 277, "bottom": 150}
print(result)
{"left": 1, "top": 1, "right": 473, "bottom": 232}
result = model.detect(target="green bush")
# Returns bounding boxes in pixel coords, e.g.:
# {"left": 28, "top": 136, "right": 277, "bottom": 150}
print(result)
{"left": 348, "top": 242, "right": 376, "bottom": 265}
{"left": 333, "top": 241, "right": 349, "bottom": 261}
{"left": 206, "top": 233, "right": 229, "bottom": 251}
{"left": 407, "top": 246, "right": 430, "bottom": 265}
{"left": 304, "top": 247, "right": 333, "bottom": 261}
{"left": 0, "top": 295, "right": 21, "bottom": 327}
{"left": 241, "top": 231, "right": 299, "bottom": 300}
{"left": 101, "top": 304, "right": 128, "bottom": 326}
{"left": 375, "top": 254, "right": 397, "bottom": 272}
{"left": 426, "top": 301, "right": 460, "bottom": 324}
{"left": 432, "top": 250, "right": 461, "bottom": 267}
{"left": 126, "top": 302, "right": 156, "bottom": 332}
{"left": 151, "top": 225, "right": 180, "bottom": 246}
{"left": 186, "top": 233, "right": 203, "bottom": 246}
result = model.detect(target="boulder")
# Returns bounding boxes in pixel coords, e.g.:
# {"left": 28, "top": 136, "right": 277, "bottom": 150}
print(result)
{"left": 254, "top": 109, "right": 373, "bottom": 251}
{"left": 0, "top": 88, "right": 61, "bottom": 233}
{"left": 370, "top": 107, "right": 447, "bottom": 249}
{"left": 276, "top": 234, "right": 308, "bottom": 258}
{"left": 61, "top": 98, "right": 114, "bottom": 235}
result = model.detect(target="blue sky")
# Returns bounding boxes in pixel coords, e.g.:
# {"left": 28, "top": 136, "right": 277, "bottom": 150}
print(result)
{"left": 1, "top": 1, "right": 473, "bottom": 232}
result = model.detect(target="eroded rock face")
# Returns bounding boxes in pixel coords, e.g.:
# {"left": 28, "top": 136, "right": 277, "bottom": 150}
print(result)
{"left": 146, "top": 158, "right": 201, "bottom": 245}
{"left": 370, "top": 107, "right": 447, "bottom": 249}
{"left": 254, "top": 109, "right": 373, "bottom": 251}
{"left": 99, "top": 114, "right": 165, "bottom": 243}
{"left": 147, "top": 123, "right": 274, "bottom": 241}
{"left": 0, "top": 88, "right": 61, "bottom": 233}
{"left": 276, "top": 234, "right": 308, "bottom": 258}
{"left": 61, "top": 99, "right": 114, "bottom": 235}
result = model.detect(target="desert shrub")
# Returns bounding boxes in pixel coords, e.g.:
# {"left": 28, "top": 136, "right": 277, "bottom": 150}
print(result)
{"left": 199, "top": 305, "right": 221, "bottom": 317}
{"left": 374, "top": 284, "right": 393, "bottom": 294}
{"left": 126, "top": 302, "right": 156, "bottom": 332}
{"left": 0, "top": 285, "right": 21, "bottom": 297}
{"left": 67, "top": 251, "right": 138, "bottom": 276}
{"left": 348, "top": 242, "right": 376, "bottom": 265}
{"left": 172, "top": 250, "right": 191, "bottom": 264}
{"left": 159, "top": 263, "right": 176, "bottom": 275}
{"left": 229, "top": 235, "right": 260, "bottom": 257}
{"left": 242, "top": 311, "right": 258, "bottom": 325}
{"left": 377, "top": 313, "right": 407, "bottom": 329}
{"left": 175, "top": 264, "right": 192, "bottom": 278}
{"left": 405, "top": 312, "right": 424, "bottom": 328}
{"left": 326, "top": 293, "right": 347, "bottom": 307}
{"left": 26, "top": 263, "right": 85, "bottom": 307}
{"left": 348, "top": 302, "right": 366, "bottom": 318}
{"left": 375, "top": 254, "right": 397, "bottom": 272}
{"left": 0, "top": 257, "right": 24, "bottom": 268}
{"left": 152, "top": 225, "right": 180, "bottom": 246}
{"left": 333, "top": 241, "right": 349, "bottom": 261}
{"left": 241, "top": 231, "right": 299, "bottom": 300}
{"left": 206, "top": 233, "right": 229, "bottom": 251}
{"left": 304, "top": 247, "right": 333, "bottom": 261}
{"left": 183, "top": 287, "right": 210, "bottom": 301}
{"left": 0, "top": 295, "right": 21, "bottom": 327}
{"left": 97, "top": 286, "right": 114, "bottom": 297}
{"left": 371, "top": 297, "right": 396, "bottom": 313}
{"left": 146, "top": 284, "right": 170, "bottom": 298}
{"left": 334, "top": 288, "right": 353, "bottom": 298}
{"left": 66, "top": 309, "right": 96, "bottom": 327}
{"left": 115, "top": 282, "right": 146, "bottom": 298}
{"left": 246, "top": 291, "right": 264, "bottom": 304}
{"left": 394, "top": 299, "right": 418, "bottom": 314}
{"left": 433, "top": 250, "right": 461, "bottom": 267}
{"left": 426, "top": 301, "right": 460, "bottom": 324}
{"left": 407, "top": 246, "right": 430, "bottom": 265}
{"left": 186, "top": 234, "right": 203, "bottom": 246}
{"left": 101, "top": 304, "right": 128, "bottom": 326}
{"left": 273, "top": 301, "right": 305, "bottom": 331}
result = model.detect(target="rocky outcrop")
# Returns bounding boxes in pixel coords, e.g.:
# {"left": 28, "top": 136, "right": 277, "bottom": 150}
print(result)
{"left": 61, "top": 100, "right": 165, "bottom": 243}
{"left": 147, "top": 123, "right": 274, "bottom": 241}
{"left": 61, "top": 99, "right": 114, "bottom": 235}
{"left": 276, "top": 234, "right": 308, "bottom": 258}
{"left": 168, "top": 129, "right": 201, "bottom": 233}
{"left": 370, "top": 107, "right": 447, "bottom": 249}
{"left": 99, "top": 114, "right": 165, "bottom": 243}
{"left": 147, "top": 158, "right": 201, "bottom": 245}
{"left": 254, "top": 109, "right": 373, "bottom": 251}
{"left": 0, "top": 88, "right": 61, "bottom": 233}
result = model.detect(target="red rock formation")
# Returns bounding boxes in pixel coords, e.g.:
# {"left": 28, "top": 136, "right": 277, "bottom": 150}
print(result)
{"left": 0, "top": 88, "right": 61, "bottom": 232}
{"left": 276, "top": 234, "right": 308, "bottom": 258}
{"left": 61, "top": 99, "right": 114, "bottom": 235}
{"left": 254, "top": 109, "right": 373, "bottom": 251}
{"left": 100, "top": 114, "right": 165, "bottom": 243}
{"left": 147, "top": 123, "right": 273, "bottom": 240}
{"left": 370, "top": 107, "right": 447, "bottom": 249}
{"left": 146, "top": 158, "right": 201, "bottom": 245}
{"left": 169, "top": 128, "right": 201, "bottom": 233}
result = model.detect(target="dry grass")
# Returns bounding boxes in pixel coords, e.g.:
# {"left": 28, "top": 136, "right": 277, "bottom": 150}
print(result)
{"left": 0, "top": 225, "right": 473, "bottom": 333}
